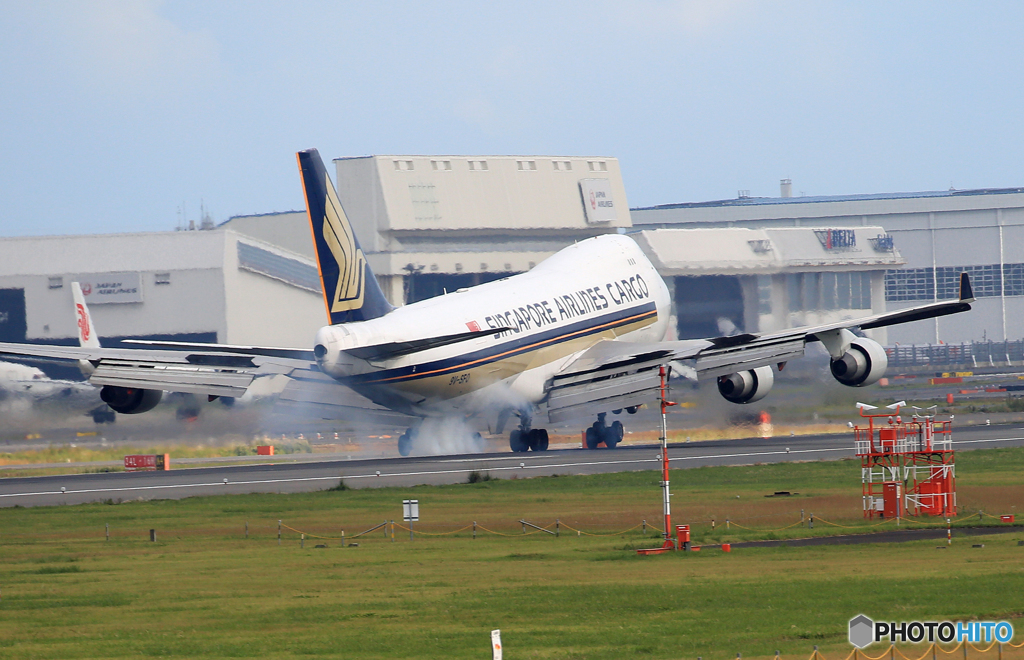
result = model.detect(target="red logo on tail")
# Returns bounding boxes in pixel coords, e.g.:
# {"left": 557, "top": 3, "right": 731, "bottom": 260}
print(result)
{"left": 76, "top": 304, "right": 90, "bottom": 342}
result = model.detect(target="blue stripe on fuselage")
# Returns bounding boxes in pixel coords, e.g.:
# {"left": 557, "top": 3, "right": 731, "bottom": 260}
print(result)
{"left": 345, "top": 302, "right": 658, "bottom": 386}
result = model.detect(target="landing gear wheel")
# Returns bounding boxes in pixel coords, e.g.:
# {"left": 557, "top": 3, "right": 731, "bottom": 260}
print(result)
{"left": 585, "top": 427, "right": 600, "bottom": 449}
{"left": 510, "top": 430, "right": 528, "bottom": 453}
{"left": 525, "top": 429, "right": 549, "bottom": 451}
{"left": 605, "top": 420, "right": 624, "bottom": 449}
{"left": 398, "top": 432, "right": 413, "bottom": 456}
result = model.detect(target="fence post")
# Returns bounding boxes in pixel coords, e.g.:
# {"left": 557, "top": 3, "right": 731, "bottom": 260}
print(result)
{"left": 245, "top": 522, "right": 248, "bottom": 539}
{"left": 726, "top": 518, "right": 730, "bottom": 530}
{"left": 809, "top": 513, "right": 814, "bottom": 529}
{"left": 473, "top": 521, "right": 477, "bottom": 540}
{"left": 341, "top": 530, "right": 345, "bottom": 548}
{"left": 556, "top": 519, "right": 560, "bottom": 537}
{"left": 642, "top": 519, "right": 646, "bottom": 535}
{"left": 522, "top": 520, "right": 526, "bottom": 534}
{"left": 105, "top": 523, "right": 109, "bottom": 542}
{"left": 301, "top": 533, "right": 304, "bottom": 549}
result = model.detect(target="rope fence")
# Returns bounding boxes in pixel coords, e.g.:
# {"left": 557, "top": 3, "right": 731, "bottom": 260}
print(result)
{"left": 265, "top": 508, "right": 1021, "bottom": 545}
{"left": 689, "top": 641, "right": 1024, "bottom": 660}
{"left": 805, "top": 641, "right": 1024, "bottom": 660}
{"left": 9, "top": 508, "right": 1015, "bottom": 545}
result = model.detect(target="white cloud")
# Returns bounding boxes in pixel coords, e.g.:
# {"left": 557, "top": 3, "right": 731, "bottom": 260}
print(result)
{"left": 39, "top": 0, "right": 222, "bottom": 101}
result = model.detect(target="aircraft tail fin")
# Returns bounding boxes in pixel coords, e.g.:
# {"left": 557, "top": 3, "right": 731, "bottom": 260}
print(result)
{"left": 297, "top": 148, "right": 393, "bottom": 325}
{"left": 71, "top": 282, "right": 100, "bottom": 349}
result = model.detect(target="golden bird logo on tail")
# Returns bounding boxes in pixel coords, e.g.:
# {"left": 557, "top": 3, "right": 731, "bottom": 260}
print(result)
{"left": 321, "top": 173, "right": 366, "bottom": 312}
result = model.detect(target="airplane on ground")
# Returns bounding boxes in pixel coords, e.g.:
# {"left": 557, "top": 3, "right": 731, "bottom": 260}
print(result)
{"left": 0, "top": 149, "right": 976, "bottom": 455}
{"left": 0, "top": 282, "right": 109, "bottom": 419}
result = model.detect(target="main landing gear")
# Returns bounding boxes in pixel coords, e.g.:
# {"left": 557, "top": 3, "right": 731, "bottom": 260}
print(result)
{"left": 509, "top": 410, "right": 549, "bottom": 453}
{"left": 583, "top": 407, "right": 639, "bottom": 449}
{"left": 398, "top": 429, "right": 415, "bottom": 456}
{"left": 396, "top": 425, "right": 485, "bottom": 456}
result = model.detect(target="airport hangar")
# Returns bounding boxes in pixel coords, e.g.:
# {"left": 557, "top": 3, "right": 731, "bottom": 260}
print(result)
{"left": 9, "top": 153, "right": 1009, "bottom": 381}
{"left": 632, "top": 183, "right": 1024, "bottom": 346}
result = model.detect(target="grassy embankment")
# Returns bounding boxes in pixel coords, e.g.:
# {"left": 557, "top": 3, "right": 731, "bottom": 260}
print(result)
{"left": 1, "top": 448, "right": 1023, "bottom": 659}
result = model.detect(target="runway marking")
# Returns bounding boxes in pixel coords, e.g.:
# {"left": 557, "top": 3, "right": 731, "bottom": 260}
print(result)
{"left": 2, "top": 435, "right": 1021, "bottom": 500}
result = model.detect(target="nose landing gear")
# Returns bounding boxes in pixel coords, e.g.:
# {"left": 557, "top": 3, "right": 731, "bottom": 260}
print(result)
{"left": 584, "top": 412, "right": 624, "bottom": 449}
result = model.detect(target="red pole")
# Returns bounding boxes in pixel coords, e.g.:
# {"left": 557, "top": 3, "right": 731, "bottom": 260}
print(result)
{"left": 659, "top": 365, "right": 678, "bottom": 548}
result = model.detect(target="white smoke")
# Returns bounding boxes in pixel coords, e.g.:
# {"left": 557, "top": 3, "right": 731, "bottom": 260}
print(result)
{"left": 411, "top": 417, "right": 487, "bottom": 456}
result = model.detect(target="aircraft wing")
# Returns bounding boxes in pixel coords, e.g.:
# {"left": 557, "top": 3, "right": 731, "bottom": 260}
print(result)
{"left": 546, "top": 273, "right": 974, "bottom": 423}
{"left": 0, "top": 342, "right": 309, "bottom": 398}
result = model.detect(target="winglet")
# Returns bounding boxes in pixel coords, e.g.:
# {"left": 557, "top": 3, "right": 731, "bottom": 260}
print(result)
{"left": 959, "top": 272, "right": 975, "bottom": 303}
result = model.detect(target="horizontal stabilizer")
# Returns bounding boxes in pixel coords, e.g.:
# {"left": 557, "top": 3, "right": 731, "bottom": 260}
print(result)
{"left": 345, "top": 327, "right": 513, "bottom": 361}
{"left": 123, "top": 339, "right": 315, "bottom": 362}
{"left": 90, "top": 360, "right": 254, "bottom": 398}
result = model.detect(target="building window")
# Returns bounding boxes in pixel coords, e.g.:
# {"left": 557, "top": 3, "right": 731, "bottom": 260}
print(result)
{"left": 431, "top": 159, "right": 452, "bottom": 171}
{"left": 155, "top": 272, "right": 171, "bottom": 285}
{"left": 885, "top": 263, "right": 1016, "bottom": 302}
{"left": 756, "top": 275, "right": 772, "bottom": 314}
{"left": 468, "top": 160, "right": 488, "bottom": 171}
{"left": 788, "top": 271, "right": 870, "bottom": 311}
{"left": 393, "top": 160, "right": 414, "bottom": 171}
{"left": 587, "top": 160, "right": 607, "bottom": 172}
{"left": 516, "top": 160, "right": 537, "bottom": 171}
{"left": 48, "top": 276, "right": 63, "bottom": 289}
{"left": 552, "top": 160, "right": 572, "bottom": 171}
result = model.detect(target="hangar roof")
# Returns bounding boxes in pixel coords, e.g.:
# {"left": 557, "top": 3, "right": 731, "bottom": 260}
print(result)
{"left": 633, "top": 187, "right": 1024, "bottom": 227}
{"left": 631, "top": 226, "right": 904, "bottom": 275}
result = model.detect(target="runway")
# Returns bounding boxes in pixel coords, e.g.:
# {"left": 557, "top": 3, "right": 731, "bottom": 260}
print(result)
{"left": 2, "top": 423, "right": 1024, "bottom": 508}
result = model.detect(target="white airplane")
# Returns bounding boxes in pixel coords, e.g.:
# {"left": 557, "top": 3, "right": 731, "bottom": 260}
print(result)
{"left": 0, "top": 149, "right": 976, "bottom": 455}
{"left": 0, "top": 282, "right": 105, "bottom": 416}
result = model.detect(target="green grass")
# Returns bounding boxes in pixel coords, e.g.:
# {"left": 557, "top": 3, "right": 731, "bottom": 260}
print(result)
{"left": 1, "top": 448, "right": 1023, "bottom": 659}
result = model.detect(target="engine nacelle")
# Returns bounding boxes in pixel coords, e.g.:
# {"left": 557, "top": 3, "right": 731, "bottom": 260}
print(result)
{"left": 830, "top": 337, "right": 888, "bottom": 387}
{"left": 100, "top": 386, "right": 163, "bottom": 414}
{"left": 717, "top": 366, "right": 774, "bottom": 404}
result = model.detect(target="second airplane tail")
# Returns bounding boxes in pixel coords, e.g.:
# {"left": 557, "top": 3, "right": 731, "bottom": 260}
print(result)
{"left": 71, "top": 282, "right": 100, "bottom": 349}
{"left": 297, "top": 148, "right": 393, "bottom": 325}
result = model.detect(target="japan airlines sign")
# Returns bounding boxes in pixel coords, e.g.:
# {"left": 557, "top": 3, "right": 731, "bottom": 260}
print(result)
{"left": 578, "top": 178, "right": 616, "bottom": 224}
{"left": 76, "top": 272, "right": 143, "bottom": 304}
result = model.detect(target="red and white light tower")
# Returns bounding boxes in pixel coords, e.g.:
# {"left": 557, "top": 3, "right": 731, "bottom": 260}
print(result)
{"left": 853, "top": 401, "right": 956, "bottom": 519}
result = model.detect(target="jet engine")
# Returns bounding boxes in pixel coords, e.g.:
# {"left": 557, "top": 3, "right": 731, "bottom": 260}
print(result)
{"left": 829, "top": 337, "right": 887, "bottom": 387}
{"left": 100, "top": 386, "right": 162, "bottom": 414}
{"left": 717, "top": 365, "right": 774, "bottom": 404}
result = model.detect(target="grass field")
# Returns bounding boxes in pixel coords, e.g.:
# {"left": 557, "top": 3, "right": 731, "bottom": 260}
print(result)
{"left": 1, "top": 448, "right": 1023, "bottom": 659}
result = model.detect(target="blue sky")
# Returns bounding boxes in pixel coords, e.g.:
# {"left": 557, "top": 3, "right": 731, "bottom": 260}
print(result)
{"left": 1, "top": 1, "right": 1022, "bottom": 236}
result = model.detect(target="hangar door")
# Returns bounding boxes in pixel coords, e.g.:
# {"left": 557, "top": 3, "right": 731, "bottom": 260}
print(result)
{"left": 0, "top": 288, "right": 27, "bottom": 343}
{"left": 674, "top": 275, "right": 744, "bottom": 339}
